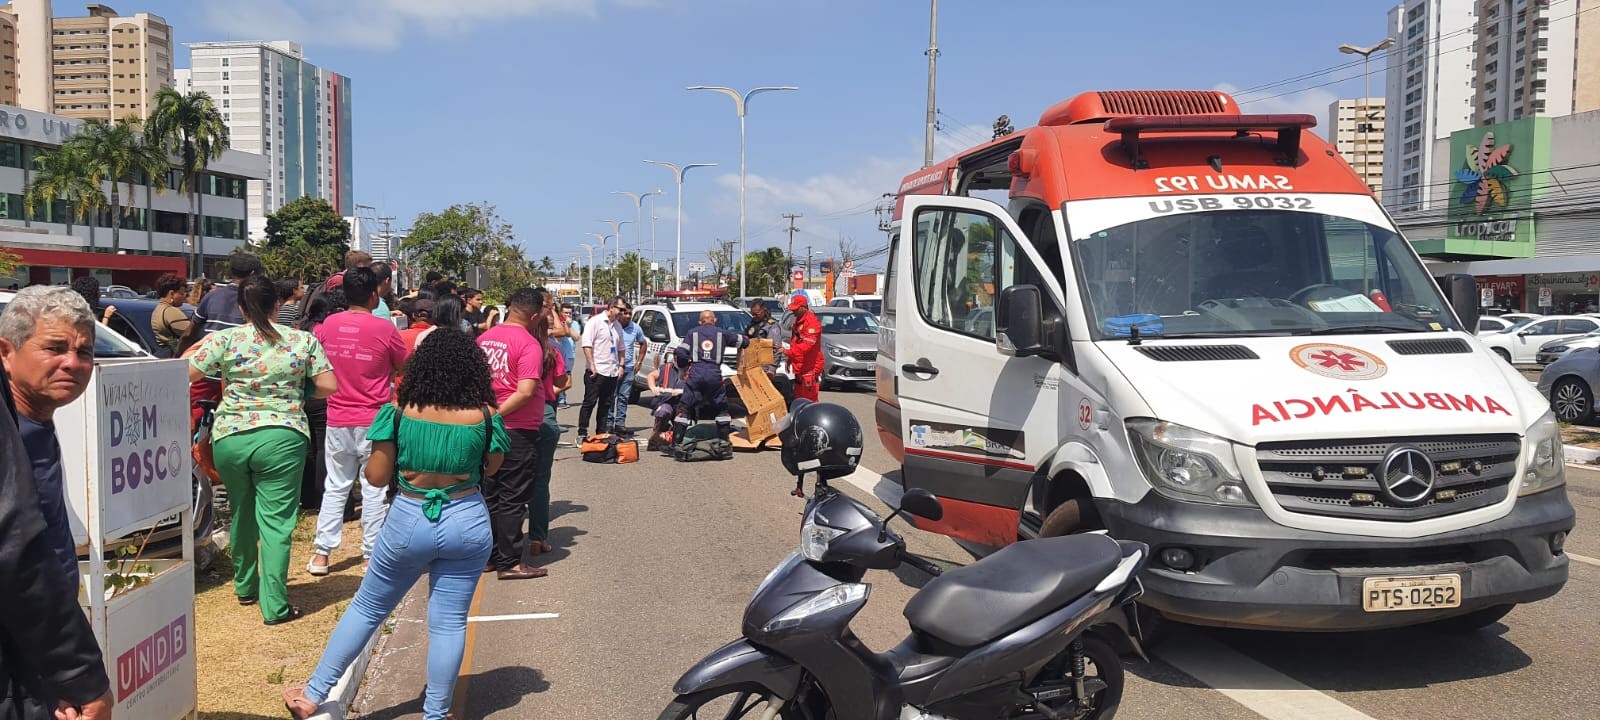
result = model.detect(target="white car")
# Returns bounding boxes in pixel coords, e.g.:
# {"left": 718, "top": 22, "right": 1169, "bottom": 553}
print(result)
{"left": 0, "top": 291, "right": 150, "bottom": 360}
{"left": 1476, "top": 316, "right": 1516, "bottom": 335}
{"left": 628, "top": 302, "right": 792, "bottom": 402}
{"left": 827, "top": 294, "right": 883, "bottom": 316}
{"left": 1478, "top": 314, "right": 1600, "bottom": 363}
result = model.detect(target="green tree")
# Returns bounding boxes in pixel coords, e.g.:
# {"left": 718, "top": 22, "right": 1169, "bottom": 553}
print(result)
{"left": 68, "top": 118, "right": 169, "bottom": 254}
{"left": 741, "top": 247, "right": 791, "bottom": 297}
{"left": 146, "top": 89, "right": 230, "bottom": 275}
{"left": 0, "top": 248, "right": 19, "bottom": 278}
{"left": 401, "top": 203, "right": 533, "bottom": 299}
{"left": 22, "top": 145, "right": 105, "bottom": 247}
{"left": 248, "top": 242, "right": 342, "bottom": 284}
{"left": 264, "top": 196, "right": 351, "bottom": 249}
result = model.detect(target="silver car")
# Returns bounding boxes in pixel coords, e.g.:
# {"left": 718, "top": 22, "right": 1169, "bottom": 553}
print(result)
{"left": 1536, "top": 329, "right": 1600, "bottom": 365}
{"left": 1537, "top": 347, "right": 1600, "bottom": 423}
{"left": 814, "top": 307, "right": 879, "bottom": 389}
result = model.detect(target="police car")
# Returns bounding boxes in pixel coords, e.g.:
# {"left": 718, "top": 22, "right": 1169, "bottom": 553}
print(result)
{"left": 628, "top": 301, "right": 791, "bottom": 403}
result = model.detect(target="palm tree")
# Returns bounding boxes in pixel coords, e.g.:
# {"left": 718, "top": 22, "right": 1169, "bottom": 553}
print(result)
{"left": 146, "top": 88, "right": 229, "bottom": 274}
{"left": 70, "top": 118, "right": 170, "bottom": 254}
{"left": 23, "top": 145, "right": 106, "bottom": 248}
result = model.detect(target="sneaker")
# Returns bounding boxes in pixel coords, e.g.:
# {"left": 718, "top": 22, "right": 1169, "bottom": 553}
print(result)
{"left": 306, "top": 553, "right": 330, "bottom": 577}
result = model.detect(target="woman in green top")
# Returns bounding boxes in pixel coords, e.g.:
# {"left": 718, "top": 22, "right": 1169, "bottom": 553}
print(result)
{"left": 188, "top": 275, "right": 337, "bottom": 625}
{"left": 285, "top": 325, "right": 509, "bottom": 720}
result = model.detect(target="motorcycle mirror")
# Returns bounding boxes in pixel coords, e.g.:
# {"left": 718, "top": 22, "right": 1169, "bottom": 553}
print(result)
{"left": 901, "top": 488, "right": 944, "bottom": 522}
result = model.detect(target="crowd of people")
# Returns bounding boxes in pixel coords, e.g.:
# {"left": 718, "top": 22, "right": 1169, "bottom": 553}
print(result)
{"left": 0, "top": 250, "right": 829, "bottom": 720}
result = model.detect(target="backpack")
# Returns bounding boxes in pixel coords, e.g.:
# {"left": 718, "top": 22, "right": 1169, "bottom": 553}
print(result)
{"left": 581, "top": 433, "right": 639, "bottom": 464}
{"left": 674, "top": 437, "right": 734, "bottom": 462}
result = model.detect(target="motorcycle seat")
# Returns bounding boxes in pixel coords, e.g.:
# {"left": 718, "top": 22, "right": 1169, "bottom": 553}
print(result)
{"left": 903, "top": 534, "right": 1122, "bottom": 649}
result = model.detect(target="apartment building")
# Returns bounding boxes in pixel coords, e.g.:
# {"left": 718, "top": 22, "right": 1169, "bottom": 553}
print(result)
{"left": 1327, "top": 97, "right": 1387, "bottom": 193}
{"left": 0, "top": 2, "right": 173, "bottom": 121}
{"left": 1383, "top": 0, "right": 1479, "bottom": 211}
{"left": 1473, "top": 0, "right": 1580, "bottom": 126}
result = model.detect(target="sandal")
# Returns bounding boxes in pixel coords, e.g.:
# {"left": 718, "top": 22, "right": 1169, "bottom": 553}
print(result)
{"left": 530, "top": 540, "right": 553, "bottom": 555}
{"left": 264, "top": 606, "right": 303, "bottom": 626}
{"left": 282, "top": 687, "right": 318, "bottom": 720}
{"left": 496, "top": 565, "right": 549, "bottom": 580}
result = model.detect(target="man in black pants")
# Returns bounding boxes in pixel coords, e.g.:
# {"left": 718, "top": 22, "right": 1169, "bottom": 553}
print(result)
{"left": 477, "top": 289, "right": 549, "bottom": 580}
{"left": 576, "top": 298, "right": 625, "bottom": 439}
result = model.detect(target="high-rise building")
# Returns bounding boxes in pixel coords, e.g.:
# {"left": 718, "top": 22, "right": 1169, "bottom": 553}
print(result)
{"left": 1383, "top": 0, "right": 1479, "bottom": 211}
{"left": 50, "top": 4, "right": 172, "bottom": 121}
{"left": 1573, "top": 0, "right": 1600, "bottom": 113}
{"left": 1327, "top": 97, "right": 1387, "bottom": 193}
{"left": 1473, "top": 0, "right": 1579, "bottom": 126}
{"left": 181, "top": 41, "right": 353, "bottom": 239}
{"left": 1, "top": 0, "right": 55, "bottom": 110}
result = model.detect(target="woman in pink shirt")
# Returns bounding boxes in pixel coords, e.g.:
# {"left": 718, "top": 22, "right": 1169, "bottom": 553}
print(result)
{"left": 526, "top": 291, "right": 571, "bottom": 556}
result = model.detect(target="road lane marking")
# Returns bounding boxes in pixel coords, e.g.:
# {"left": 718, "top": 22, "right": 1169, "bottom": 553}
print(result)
{"left": 1157, "top": 630, "right": 1379, "bottom": 720}
{"left": 1570, "top": 552, "right": 1600, "bottom": 567}
{"left": 451, "top": 574, "right": 491, "bottom": 719}
{"left": 838, "top": 466, "right": 901, "bottom": 506}
{"left": 468, "top": 612, "right": 561, "bottom": 623}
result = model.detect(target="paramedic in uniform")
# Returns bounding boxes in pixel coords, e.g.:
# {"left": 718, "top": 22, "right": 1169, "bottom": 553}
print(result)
{"left": 787, "top": 293, "right": 824, "bottom": 403}
{"left": 673, "top": 310, "right": 747, "bottom": 438}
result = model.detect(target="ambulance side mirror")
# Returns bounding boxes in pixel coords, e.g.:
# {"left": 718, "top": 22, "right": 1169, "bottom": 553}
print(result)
{"left": 996, "top": 285, "right": 1047, "bottom": 358}
{"left": 1437, "top": 273, "right": 1479, "bottom": 332}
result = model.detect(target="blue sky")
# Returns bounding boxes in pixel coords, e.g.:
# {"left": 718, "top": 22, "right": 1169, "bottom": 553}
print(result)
{"left": 90, "top": 0, "right": 1405, "bottom": 274}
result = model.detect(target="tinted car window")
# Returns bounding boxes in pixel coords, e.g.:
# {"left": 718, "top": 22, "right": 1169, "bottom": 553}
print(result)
{"left": 1561, "top": 319, "right": 1598, "bottom": 334}
{"left": 670, "top": 311, "right": 751, "bottom": 337}
{"left": 1477, "top": 318, "right": 1503, "bottom": 332}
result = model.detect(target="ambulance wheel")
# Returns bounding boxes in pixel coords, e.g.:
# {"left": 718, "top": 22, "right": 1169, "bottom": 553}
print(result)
{"left": 1038, "top": 498, "right": 1097, "bottom": 538}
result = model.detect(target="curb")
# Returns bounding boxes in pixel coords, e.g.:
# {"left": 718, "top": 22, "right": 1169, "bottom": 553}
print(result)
{"left": 1564, "top": 444, "right": 1600, "bottom": 465}
{"left": 307, "top": 628, "right": 382, "bottom": 720}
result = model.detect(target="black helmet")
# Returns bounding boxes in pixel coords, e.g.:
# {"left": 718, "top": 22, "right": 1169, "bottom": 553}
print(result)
{"left": 779, "top": 401, "right": 863, "bottom": 480}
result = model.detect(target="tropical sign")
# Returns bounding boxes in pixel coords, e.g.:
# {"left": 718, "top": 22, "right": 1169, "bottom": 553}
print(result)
{"left": 1454, "top": 132, "right": 1517, "bottom": 214}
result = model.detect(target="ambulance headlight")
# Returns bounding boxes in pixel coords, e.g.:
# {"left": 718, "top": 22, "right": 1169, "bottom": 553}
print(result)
{"left": 1520, "top": 411, "right": 1566, "bottom": 496}
{"left": 1127, "top": 419, "right": 1255, "bottom": 507}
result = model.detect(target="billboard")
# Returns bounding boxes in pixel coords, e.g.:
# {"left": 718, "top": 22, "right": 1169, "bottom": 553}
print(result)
{"left": 1415, "top": 118, "right": 1551, "bottom": 259}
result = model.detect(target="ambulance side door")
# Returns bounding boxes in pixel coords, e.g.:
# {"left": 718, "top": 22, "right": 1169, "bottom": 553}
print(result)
{"left": 893, "top": 195, "right": 1068, "bottom": 547}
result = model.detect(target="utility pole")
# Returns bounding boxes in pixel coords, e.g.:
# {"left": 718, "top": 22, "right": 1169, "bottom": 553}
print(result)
{"left": 782, "top": 213, "right": 803, "bottom": 278}
{"left": 923, "top": 0, "right": 940, "bottom": 167}
{"left": 805, "top": 244, "right": 814, "bottom": 288}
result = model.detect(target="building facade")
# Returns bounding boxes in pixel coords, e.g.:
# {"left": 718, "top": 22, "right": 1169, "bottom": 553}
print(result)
{"left": 0, "top": 102, "right": 266, "bottom": 279}
{"left": 1383, "top": 0, "right": 1479, "bottom": 211}
{"left": 1327, "top": 97, "right": 1387, "bottom": 193}
{"left": 0, "top": 2, "right": 174, "bottom": 122}
{"left": 1398, "top": 110, "right": 1600, "bottom": 313}
{"left": 179, "top": 41, "right": 352, "bottom": 240}
{"left": 1472, "top": 0, "right": 1579, "bottom": 126}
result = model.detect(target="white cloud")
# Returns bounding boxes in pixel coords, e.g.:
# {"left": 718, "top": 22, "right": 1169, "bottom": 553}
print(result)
{"left": 200, "top": 0, "right": 598, "bottom": 51}
{"left": 1216, "top": 82, "right": 1340, "bottom": 124}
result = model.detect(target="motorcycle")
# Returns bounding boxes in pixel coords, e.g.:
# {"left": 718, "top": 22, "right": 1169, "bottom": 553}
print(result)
{"left": 660, "top": 469, "right": 1150, "bottom": 720}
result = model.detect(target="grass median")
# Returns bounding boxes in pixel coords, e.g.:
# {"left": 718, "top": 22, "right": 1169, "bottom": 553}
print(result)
{"left": 196, "top": 510, "right": 371, "bottom": 720}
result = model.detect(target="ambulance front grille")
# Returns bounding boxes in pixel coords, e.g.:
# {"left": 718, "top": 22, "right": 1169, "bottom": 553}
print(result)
{"left": 1255, "top": 434, "right": 1518, "bottom": 521}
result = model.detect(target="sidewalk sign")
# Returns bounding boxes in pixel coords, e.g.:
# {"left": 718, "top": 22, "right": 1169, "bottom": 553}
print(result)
{"left": 58, "top": 359, "right": 198, "bottom": 720}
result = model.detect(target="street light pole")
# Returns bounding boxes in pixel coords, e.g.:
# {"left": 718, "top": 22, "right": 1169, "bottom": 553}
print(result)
{"left": 597, "top": 220, "right": 632, "bottom": 297}
{"left": 644, "top": 159, "right": 717, "bottom": 292}
{"left": 687, "top": 85, "right": 798, "bottom": 297}
{"left": 1338, "top": 38, "right": 1394, "bottom": 194}
{"left": 585, "top": 232, "right": 612, "bottom": 301}
{"left": 611, "top": 190, "right": 660, "bottom": 299}
{"left": 578, "top": 243, "right": 595, "bottom": 304}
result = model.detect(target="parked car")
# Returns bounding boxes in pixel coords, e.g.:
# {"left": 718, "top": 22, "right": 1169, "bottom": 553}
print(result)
{"left": 98, "top": 298, "right": 195, "bottom": 358}
{"left": 827, "top": 294, "right": 883, "bottom": 316}
{"left": 814, "top": 307, "right": 879, "bottom": 389}
{"left": 102, "top": 284, "right": 141, "bottom": 300}
{"left": 1538, "top": 348, "right": 1600, "bottom": 423}
{"left": 1478, "top": 314, "right": 1600, "bottom": 363}
{"left": 1536, "top": 329, "right": 1600, "bottom": 365}
{"left": 1476, "top": 316, "right": 1516, "bottom": 335}
{"left": 1486, "top": 311, "right": 1541, "bottom": 323}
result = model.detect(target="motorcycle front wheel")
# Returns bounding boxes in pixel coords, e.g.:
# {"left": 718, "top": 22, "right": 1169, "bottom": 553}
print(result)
{"left": 657, "top": 686, "right": 824, "bottom": 720}
{"left": 1040, "top": 634, "right": 1124, "bottom": 720}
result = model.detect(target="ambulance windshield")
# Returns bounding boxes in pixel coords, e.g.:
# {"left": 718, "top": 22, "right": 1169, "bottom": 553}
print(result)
{"left": 1065, "top": 195, "right": 1458, "bottom": 340}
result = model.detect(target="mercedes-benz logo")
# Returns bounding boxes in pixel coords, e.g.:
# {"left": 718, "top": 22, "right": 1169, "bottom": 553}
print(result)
{"left": 1379, "top": 446, "right": 1436, "bottom": 507}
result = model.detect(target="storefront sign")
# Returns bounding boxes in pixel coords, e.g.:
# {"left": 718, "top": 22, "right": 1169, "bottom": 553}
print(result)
{"left": 1453, "top": 215, "right": 1520, "bottom": 242}
{"left": 0, "top": 105, "right": 79, "bottom": 143}
{"left": 1539, "top": 287, "right": 1553, "bottom": 307}
{"left": 1434, "top": 118, "right": 1552, "bottom": 258}
{"left": 59, "top": 360, "right": 192, "bottom": 541}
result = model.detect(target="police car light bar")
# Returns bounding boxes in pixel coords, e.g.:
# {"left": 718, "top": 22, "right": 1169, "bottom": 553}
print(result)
{"left": 1103, "top": 113, "right": 1318, "bottom": 169}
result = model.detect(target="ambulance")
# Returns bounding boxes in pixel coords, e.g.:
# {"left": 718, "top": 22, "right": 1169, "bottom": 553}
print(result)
{"left": 877, "top": 90, "right": 1575, "bottom": 631}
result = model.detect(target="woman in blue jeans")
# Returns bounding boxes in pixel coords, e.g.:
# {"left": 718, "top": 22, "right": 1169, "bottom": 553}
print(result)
{"left": 284, "top": 327, "right": 509, "bottom": 720}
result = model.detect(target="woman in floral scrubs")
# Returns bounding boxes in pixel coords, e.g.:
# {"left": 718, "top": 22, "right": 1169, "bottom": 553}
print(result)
{"left": 189, "top": 275, "right": 338, "bottom": 625}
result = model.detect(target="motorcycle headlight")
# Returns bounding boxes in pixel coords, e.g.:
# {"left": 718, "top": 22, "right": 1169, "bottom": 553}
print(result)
{"left": 762, "top": 583, "right": 870, "bottom": 633}
{"left": 800, "top": 518, "right": 846, "bottom": 561}
{"left": 1521, "top": 411, "right": 1566, "bottom": 496}
{"left": 1126, "top": 419, "right": 1255, "bottom": 506}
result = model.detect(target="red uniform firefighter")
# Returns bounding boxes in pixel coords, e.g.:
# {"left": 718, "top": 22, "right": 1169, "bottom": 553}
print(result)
{"left": 787, "top": 293, "right": 824, "bottom": 402}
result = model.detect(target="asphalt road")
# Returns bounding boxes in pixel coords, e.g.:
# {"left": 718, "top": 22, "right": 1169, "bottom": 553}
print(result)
{"left": 353, "top": 382, "right": 1600, "bottom": 720}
